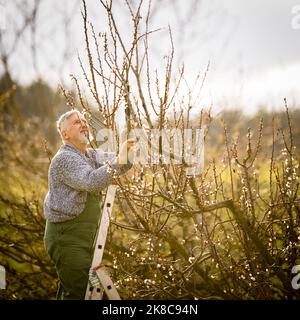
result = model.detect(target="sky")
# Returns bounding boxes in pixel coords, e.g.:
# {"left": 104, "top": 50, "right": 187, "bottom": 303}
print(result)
{"left": 1, "top": 0, "right": 300, "bottom": 116}
{"left": 170, "top": 0, "right": 300, "bottom": 113}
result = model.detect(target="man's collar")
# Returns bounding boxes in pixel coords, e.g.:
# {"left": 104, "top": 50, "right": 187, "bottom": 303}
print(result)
{"left": 62, "top": 142, "right": 86, "bottom": 156}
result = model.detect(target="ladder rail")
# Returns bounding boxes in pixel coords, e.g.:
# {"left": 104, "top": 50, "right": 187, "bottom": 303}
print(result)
{"left": 85, "top": 185, "right": 119, "bottom": 300}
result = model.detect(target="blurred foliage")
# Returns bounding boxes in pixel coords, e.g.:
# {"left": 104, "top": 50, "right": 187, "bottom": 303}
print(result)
{"left": 0, "top": 75, "right": 67, "bottom": 299}
{"left": 0, "top": 76, "right": 300, "bottom": 299}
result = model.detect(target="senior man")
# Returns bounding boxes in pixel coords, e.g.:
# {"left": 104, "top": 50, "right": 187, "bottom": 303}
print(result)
{"left": 44, "top": 110, "right": 135, "bottom": 300}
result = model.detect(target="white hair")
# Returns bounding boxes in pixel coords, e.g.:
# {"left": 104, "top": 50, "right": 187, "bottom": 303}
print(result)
{"left": 56, "top": 109, "right": 83, "bottom": 140}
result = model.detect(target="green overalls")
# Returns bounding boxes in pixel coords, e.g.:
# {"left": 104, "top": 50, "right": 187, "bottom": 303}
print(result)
{"left": 44, "top": 192, "right": 102, "bottom": 300}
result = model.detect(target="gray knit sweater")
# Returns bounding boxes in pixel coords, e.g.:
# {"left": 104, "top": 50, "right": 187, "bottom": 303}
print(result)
{"left": 43, "top": 143, "right": 132, "bottom": 222}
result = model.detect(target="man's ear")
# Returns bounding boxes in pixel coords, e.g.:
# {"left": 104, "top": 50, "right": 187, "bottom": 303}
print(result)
{"left": 62, "top": 129, "right": 69, "bottom": 140}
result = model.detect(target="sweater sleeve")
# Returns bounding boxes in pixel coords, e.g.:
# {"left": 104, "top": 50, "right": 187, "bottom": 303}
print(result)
{"left": 55, "top": 152, "right": 121, "bottom": 193}
{"left": 93, "top": 149, "right": 133, "bottom": 175}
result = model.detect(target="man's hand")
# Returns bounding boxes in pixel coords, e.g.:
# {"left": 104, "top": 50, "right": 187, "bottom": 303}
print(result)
{"left": 116, "top": 138, "right": 137, "bottom": 165}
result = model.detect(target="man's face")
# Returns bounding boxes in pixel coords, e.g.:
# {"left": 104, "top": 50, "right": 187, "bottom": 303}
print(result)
{"left": 62, "top": 112, "right": 90, "bottom": 144}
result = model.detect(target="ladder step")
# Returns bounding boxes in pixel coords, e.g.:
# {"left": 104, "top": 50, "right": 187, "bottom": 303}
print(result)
{"left": 95, "top": 265, "right": 121, "bottom": 300}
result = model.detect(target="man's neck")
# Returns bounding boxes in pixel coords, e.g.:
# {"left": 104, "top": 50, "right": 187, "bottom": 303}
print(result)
{"left": 64, "top": 141, "right": 87, "bottom": 155}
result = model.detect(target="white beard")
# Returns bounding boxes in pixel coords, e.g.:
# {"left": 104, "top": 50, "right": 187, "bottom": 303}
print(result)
{"left": 78, "top": 132, "right": 89, "bottom": 144}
